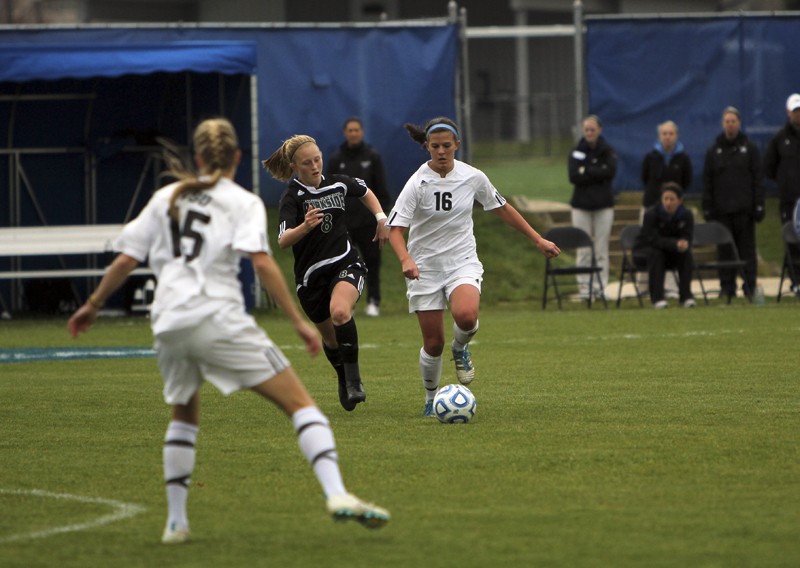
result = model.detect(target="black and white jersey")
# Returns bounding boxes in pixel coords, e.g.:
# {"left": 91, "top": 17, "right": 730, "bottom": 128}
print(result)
{"left": 278, "top": 174, "right": 367, "bottom": 287}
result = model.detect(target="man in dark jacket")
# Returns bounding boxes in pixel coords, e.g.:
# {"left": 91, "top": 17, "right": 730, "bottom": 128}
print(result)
{"left": 764, "top": 94, "right": 800, "bottom": 222}
{"left": 702, "top": 106, "right": 764, "bottom": 299}
{"left": 764, "top": 94, "right": 800, "bottom": 292}
{"left": 326, "top": 117, "right": 391, "bottom": 316}
{"left": 634, "top": 182, "right": 695, "bottom": 309}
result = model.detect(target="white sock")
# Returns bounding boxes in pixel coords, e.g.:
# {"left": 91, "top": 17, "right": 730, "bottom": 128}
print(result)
{"left": 292, "top": 406, "right": 346, "bottom": 498}
{"left": 163, "top": 420, "right": 198, "bottom": 531}
{"left": 452, "top": 321, "right": 479, "bottom": 352}
{"left": 420, "top": 347, "right": 442, "bottom": 401}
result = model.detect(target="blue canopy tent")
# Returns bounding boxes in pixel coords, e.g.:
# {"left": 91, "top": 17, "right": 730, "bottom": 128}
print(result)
{"left": 0, "top": 40, "right": 259, "bottom": 311}
{"left": 0, "top": 23, "right": 458, "bottom": 313}
{"left": 0, "top": 42, "right": 257, "bottom": 82}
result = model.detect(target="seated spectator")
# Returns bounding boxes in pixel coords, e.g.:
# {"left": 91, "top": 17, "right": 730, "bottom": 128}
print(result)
{"left": 633, "top": 182, "right": 696, "bottom": 309}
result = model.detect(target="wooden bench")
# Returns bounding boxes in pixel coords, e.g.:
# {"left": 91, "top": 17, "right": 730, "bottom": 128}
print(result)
{"left": 0, "top": 224, "right": 152, "bottom": 312}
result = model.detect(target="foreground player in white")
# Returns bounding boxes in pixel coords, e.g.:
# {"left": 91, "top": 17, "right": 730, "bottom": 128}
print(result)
{"left": 387, "top": 117, "right": 560, "bottom": 416}
{"left": 67, "top": 118, "right": 389, "bottom": 543}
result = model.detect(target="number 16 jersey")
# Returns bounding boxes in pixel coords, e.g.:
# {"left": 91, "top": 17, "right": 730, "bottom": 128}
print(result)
{"left": 387, "top": 159, "right": 506, "bottom": 272}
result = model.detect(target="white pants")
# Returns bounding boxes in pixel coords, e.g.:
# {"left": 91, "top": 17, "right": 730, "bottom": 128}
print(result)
{"left": 571, "top": 207, "right": 614, "bottom": 297}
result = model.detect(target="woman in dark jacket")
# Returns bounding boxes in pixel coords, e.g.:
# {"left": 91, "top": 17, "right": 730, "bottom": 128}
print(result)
{"left": 641, "top": 120, "right": 693, "bottom": 209}
{"left": 634, "top": 182, "right": 695, "bottom": 309}
{"left": 568, "top": 115, "right": 618, "bottom": 299}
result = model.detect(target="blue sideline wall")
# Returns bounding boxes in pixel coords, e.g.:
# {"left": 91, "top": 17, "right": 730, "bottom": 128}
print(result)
{"left": 586, "top": 14, "right": 800, "bottom": 196}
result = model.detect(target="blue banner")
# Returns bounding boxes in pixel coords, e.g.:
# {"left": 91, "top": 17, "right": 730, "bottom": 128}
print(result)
{"left": 586, "top": 15, "right": 800, "bottom": 195}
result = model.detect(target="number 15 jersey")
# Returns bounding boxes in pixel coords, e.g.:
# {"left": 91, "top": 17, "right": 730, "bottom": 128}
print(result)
{"left": 114, "top": 177, "right": 270, "bottom": 334}
{"left": 387, "top": 159, "right": 506, "bottom": 271}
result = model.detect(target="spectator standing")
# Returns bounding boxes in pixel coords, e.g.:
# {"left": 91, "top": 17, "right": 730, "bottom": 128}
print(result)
{"left": 326, "top": 117, "right": 391, "bottom": 317}
{"left": 640, "top": 120, "right": 693, "bottom": 298}
{"left": 702, "top": 106, "right": 764, "bottom": 299}
{"left": 641, "top": 120, "right": 693, "bottom": 208}
{"left": 764, "top": 94, "right": 800, "bottom": 292}
{"left": 568, "top": 115, "right": 618, "bottom": 299}
{"left": 633, "top": 182, "right": 695, "bottom": 309}
{"left": 67, "top": 118, "right": 389, "bottom": 544}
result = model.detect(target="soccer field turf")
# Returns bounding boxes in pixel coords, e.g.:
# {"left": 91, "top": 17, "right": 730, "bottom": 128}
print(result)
{"left": 1, "top": 304, "right": 799, "bottom": 567}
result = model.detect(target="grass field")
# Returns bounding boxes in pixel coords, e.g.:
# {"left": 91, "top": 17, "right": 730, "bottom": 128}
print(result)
{"left": 1, "top": 153, "right": 798, "bottom": 566}
{"left": 1, "top": 303, "right": 799, "bottom": 567}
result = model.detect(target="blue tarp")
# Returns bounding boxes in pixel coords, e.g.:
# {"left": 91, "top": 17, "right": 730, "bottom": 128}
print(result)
{"left": 586, "top": 15, "right": 800, "bottom": 195}
{"left": 0, "top": 41, "right": 257, "bottom": 82}
{"left": 0, "top": 25, "right": 458, "bottom": 205}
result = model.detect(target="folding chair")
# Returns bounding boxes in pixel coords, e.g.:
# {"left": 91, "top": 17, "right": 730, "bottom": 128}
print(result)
{"left": 691, "top": 221, "right": 751, "bottom": 305}
{"left": 615, "top": 224, "right": 646, "bottom": 308}
{"left": 542, "top": 226, "right": 608, "bottom": 310}
{"left": 777, "top": 221, "right": 800, "bottom": 302}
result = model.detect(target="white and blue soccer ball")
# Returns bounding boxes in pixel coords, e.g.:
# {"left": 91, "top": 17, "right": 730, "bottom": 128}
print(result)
{"left": 433, "top": 384, "right": 476, "bottom": 424}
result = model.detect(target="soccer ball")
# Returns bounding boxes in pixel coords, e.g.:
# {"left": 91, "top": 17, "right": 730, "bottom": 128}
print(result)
{"left": 433, "top": 384, "right": 476, "bottom": 424}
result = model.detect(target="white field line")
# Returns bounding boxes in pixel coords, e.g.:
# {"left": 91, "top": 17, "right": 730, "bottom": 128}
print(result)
{"left": 0, "top": 489, "right": 146, "bottom": 543}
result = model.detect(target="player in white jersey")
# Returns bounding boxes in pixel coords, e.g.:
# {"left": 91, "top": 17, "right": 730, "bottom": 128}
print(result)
{"left": 387, "top": 117, "right": 560, "bottom": 417}
{"left": 67, "top": 118, "right": 389, "bottom": 544}
{"left": 263, "top": 135, "right": 389, "bottom": 412}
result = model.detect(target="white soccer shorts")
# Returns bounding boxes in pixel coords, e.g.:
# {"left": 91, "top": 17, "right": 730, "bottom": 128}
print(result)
{"left": 154, "top": 308, "right": 290, "bottom": 405}
{"left": 406, "top": 261, "right": 483, "bottom": 313}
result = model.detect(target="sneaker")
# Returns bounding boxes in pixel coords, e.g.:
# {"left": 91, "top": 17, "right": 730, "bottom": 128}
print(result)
{"left": 162, "top": 523, "right": 190, "bottom": 544}
{"left": 337, "top": 375, "right": 357, "bottom": 411}
{"left": 365, "top": 302, "right": 380, "bottom": 317}
{"left": 326, "top": 493, "right": 390, "bottom": 529}
{"left": 683, "top": 298, "right": 696, "bottom": 308}
{"left": 422, "top": 400, "right": 435, "bottom": 417}
{"left": 653, "top": 300, "right": 668, "bottom": 310}
{"left": 451, "top": 347, "right": 475, "bottom": 385}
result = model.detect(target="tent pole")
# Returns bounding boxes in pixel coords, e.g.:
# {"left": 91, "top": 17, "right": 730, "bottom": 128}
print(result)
{"left": 573, "top": 0, "right": 584, "bottom": 138}
{"left": 457, "top": 5, "right": 472, "bottom": 164}
{"left": 250, "top": 73, "right": 261, "bottom": 309}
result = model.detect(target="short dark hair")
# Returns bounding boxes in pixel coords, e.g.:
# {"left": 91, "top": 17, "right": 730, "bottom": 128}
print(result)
{"left": 342, "top": 116, "right": 363, "bottom": 130}
{"left": 660, "top": 181, "right": 683, "bottom": 198}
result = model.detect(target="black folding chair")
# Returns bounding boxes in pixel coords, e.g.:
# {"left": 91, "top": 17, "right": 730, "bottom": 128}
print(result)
{"left": 691, "top": 221, "right": 751, "bottom": 305}
{"left": 615, "top": 224, "right": 646, "bottom": 308}
{"left": 777, "top": 222, "right": 800, "bottom": 302}
{"left": 542, "top": 226, "right": 608, "bottom": 310}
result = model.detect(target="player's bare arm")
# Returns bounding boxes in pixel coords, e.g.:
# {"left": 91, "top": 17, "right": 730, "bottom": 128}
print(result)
{"left": 67, "top": 253, "right": 140, "bottom": 338}
{"left": 278, "top": 207, "right": 324, "bottom": 249}
{"left": 491, "top": 203, "right": 561, "bottom": 258}
{"left": 388, "top": 225, "right": 419, "bottom": 280}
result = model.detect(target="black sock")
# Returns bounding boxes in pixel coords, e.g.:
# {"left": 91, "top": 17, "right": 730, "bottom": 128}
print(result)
{"left": 323, "top": 344, "right": 346, "bottom": 382}
{"left": 334, "top": 319, "right": 360, "bottom": 383}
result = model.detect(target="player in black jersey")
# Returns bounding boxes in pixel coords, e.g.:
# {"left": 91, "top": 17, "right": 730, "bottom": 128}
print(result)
{"left": 263, "top": 134, "right": 389, "bottom": 411}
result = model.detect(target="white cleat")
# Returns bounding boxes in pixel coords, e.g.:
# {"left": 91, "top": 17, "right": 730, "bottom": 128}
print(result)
{"left": 162, "top": 524, "right": 191, "bottom": 544}
{"left": 365, "top": 302, "right": 380, "bottom": 317}
{"left": 451, "top": 347, "right": 475, "bottom": 385}
{"left": 326, "top": 493, "right": 390, "bottom": 529}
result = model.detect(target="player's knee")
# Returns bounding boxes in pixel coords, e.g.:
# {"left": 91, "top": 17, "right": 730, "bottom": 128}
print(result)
{"left": 423, "top": 338, "right": 445, "bottom": 357}
{"left": 329, "top": 305, "right": 352, "bottom": 325}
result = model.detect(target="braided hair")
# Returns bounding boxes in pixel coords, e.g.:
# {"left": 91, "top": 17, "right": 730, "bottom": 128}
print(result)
{"left": 166, "top": 118, "right": 239, "bottom": 220}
